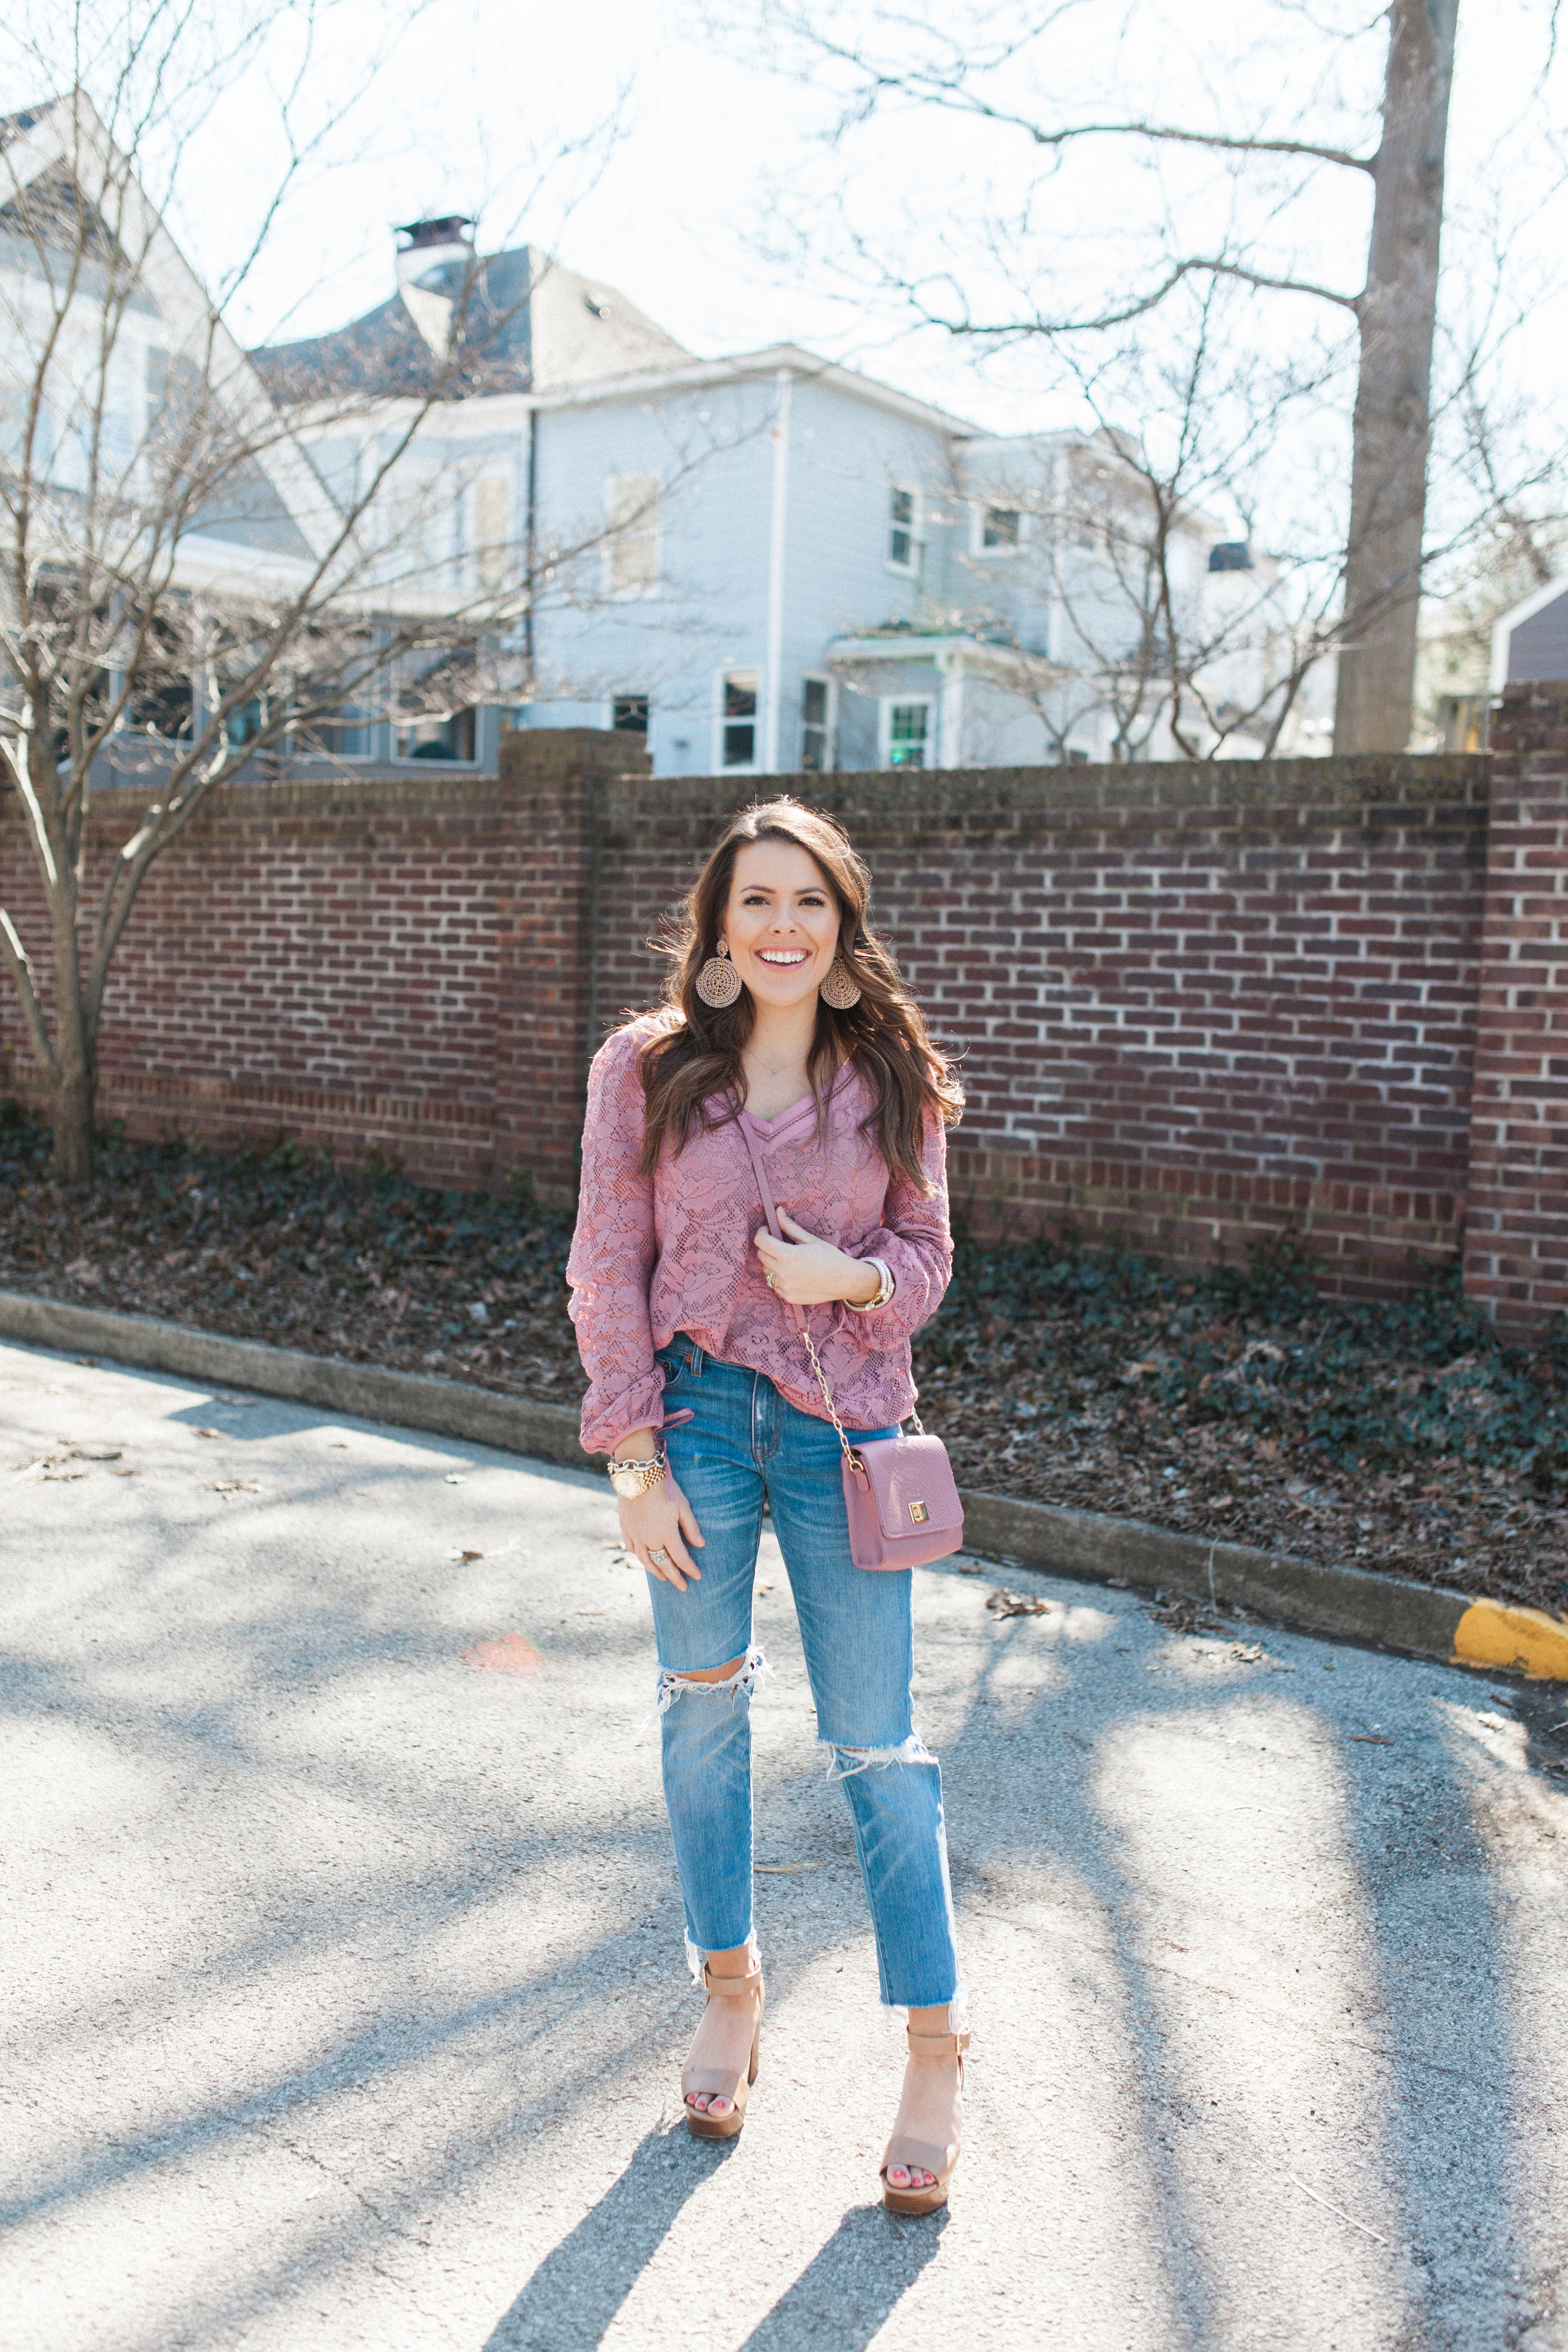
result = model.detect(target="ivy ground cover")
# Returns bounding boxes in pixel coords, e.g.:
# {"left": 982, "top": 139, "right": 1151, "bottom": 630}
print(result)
{"left": 2, "top": 1109, "right": 1564, "bottom": 1621}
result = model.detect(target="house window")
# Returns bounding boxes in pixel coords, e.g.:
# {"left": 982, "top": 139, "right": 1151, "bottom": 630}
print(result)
{"left": 882, "top": 698, "right": 931, "bottom": 769}
{"left": 722, "top": 671, "right": 758, "bottom": 767}
{"left": 981, "top": 505, "right": 1021, "bottom": 551}
{"left": 394, "top": 644, "right": 477, "bottom": 761}
{"left": 399, "top": 708, "right": 476, "bottom": 761}
{"left": 613, "top": 694, "right": 649, "bottom": 734}
{"left": 130, "top": 676, "right": 193, "bottom": 742}
{"left": 224, "top": 697, "right": 266, "bottom": 749}
{"left": 888, "top": 487, "right": 918, "bottom": 572}
{"left": 606, "top": 471, "right": 661, "bottom": 593}
{"left": 801, "top": 676, "right": 830, "bottom": 770}
{"left": 474, "top": 473, "right": 512, "bottom": 590}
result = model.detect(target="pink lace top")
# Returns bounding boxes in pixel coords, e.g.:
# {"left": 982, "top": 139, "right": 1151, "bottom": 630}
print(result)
{"left": 567, "top": 1017, "right": 954, "bottom": 1455}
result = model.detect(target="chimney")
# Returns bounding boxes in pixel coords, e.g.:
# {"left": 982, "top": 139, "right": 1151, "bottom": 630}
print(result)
{"left": 393, "top": 216, "right": 476, "bottom": 356}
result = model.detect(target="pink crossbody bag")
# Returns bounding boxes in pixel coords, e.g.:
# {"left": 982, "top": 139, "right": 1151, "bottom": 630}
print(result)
{"left": 738, "top": 1112, "right": 964, "bottom": 1572}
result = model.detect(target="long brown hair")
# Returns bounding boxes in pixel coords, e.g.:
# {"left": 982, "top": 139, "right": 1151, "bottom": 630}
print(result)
{"left": 637, "top": 798, "right": 962, "bottom": 1187}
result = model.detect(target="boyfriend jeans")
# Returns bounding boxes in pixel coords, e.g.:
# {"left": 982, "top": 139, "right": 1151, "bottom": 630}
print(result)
{"left": 647, "top": 1335, "right": 960, "bottom": 2011}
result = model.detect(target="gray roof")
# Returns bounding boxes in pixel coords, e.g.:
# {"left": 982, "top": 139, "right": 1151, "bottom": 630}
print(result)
{"left": 253, "top": 245, "right": 691, "bottom": 405}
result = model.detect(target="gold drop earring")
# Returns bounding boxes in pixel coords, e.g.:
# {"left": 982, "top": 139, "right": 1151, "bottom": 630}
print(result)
{"left": 820, "top": 955, "right": 862, "bottom": 1010}
{"left": 696, "top": 943, "right": 742, "bottom": 1008}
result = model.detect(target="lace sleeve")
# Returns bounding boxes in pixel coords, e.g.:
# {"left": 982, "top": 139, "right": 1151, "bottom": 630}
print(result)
{"left": 567, "top": 1028, "right": 668, "bottom": 1455}
{"left": 833, "top": 1111, "right": 954, "bottom": 1348}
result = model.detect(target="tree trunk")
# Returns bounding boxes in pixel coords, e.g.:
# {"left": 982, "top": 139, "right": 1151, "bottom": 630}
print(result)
{"left": 1332, "top": 0, "right": 1459, "bottom": 754}
{"left": 51, "top": 1059, "right": 98, "bottom": 1187}
{"left": 48, "top": 897, "right": 97, "bottom": 1188}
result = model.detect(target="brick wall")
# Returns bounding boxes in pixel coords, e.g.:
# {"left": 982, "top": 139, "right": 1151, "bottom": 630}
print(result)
{"left": 0, "top": 732, "right": 644, "bottom": 1200}
{"left": 1462, "top": 681, "right": 1568, "bottom": 1328}
{"left": 593, "top": 757, "right": 1489, "bottom": 1297}
{"left": 0, "top": 730, "right": 1505, "bottom": 1299}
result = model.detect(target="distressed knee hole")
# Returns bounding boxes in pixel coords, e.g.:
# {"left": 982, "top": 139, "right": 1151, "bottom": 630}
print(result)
{"left": 825, "top": 1733, "right": 936, "bottom": 1782}
{"left": 654, "top": 1644, "right": 770, "bottom": 1716}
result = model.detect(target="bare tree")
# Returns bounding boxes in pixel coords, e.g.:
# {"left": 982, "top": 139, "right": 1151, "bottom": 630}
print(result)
{"left": 0, "top": 24, "right": 708, "bottom": 1183}
{"left": 728, "top": 0, "right": 1562, "bottom": 754}
{"left": 926, "top": 279, "right": 1345, "bottom": 761}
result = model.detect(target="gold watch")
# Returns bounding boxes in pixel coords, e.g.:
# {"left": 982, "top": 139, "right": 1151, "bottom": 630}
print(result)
{"left": 608, "top": 1451, "right": 667, "bottom": 1499}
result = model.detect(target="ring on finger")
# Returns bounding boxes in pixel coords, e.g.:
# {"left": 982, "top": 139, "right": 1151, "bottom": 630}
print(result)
{"left": 648, "top": 1546, "right": 671, "bottom": 1567}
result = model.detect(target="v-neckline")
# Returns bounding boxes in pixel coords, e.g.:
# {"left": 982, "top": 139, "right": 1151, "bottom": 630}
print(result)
{"left": 735, "top": 1061, "right": 853, "bottom": 1144}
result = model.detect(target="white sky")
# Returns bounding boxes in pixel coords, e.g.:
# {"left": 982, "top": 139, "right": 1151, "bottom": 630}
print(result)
{"left": 108, "top": 0, "right": 1565, "bottom": 430}
{"left": 3, "top": 0, "right": 1562, "bottom": 546}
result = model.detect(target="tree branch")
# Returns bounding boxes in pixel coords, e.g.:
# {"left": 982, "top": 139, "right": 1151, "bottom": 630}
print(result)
{"left": 0, "top": 910, "right": 58, "bottom": 1074}
{"left": 863, "top": 247, "right": 1362, "bottom": 341}
{"left": 920, "top": 90, "right": 1376, "bottom": 177}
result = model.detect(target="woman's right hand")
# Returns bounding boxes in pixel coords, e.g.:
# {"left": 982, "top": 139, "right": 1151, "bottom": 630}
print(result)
{"left": 619, "top": 1468, "right": 705, "bottom": 1591}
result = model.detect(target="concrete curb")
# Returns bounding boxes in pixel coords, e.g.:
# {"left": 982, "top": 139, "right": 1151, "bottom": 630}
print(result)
{"left": 0, "top": 1288, "right": 595, "bottom": 1473}
{"left": 958, "top": 1491, "right": 1568, "bottom": 1682}
{"left": 5, "top": 1287, "right": 1566, "bottom": 1682}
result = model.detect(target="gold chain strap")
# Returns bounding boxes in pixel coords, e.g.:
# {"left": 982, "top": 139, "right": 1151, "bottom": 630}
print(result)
{"left": 800, "top": 1322, "right": 858, "bottom": 1465}
{"left": 798, "top": 1319, "right": 924, "bottom": 1464}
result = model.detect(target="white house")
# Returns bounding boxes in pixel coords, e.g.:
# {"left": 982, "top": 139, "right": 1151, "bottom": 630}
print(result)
{"left": 0, "top": 94, "right": 1329, "bottom": 785}
{"left": 256, "top": 219, "right": 1329, "bottom": 776}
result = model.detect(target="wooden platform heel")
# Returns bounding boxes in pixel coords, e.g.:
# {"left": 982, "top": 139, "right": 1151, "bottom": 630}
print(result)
{"left": 880, "top": 2023, "right": 968, "bottom": 2214}
{"left": 681, "top": 1961, "right": 764, "bottom": 2141}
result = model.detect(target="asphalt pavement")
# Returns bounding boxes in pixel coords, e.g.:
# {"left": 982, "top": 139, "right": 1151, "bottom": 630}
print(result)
{"left": 2, "top": 1336, "right": 1566, "bottom": 2352}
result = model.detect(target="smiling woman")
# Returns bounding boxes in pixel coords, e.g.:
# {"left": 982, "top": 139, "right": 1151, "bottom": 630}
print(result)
{"left": 565, "top": 796, "right": 969, "bottom": 2210}
{"left": 637, "top": 799, "right": 958, "bottom": 1186}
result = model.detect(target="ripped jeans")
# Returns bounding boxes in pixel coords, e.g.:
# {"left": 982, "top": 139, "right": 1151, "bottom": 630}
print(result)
{"left": 647, "top": 1336, "right": 961, "bottom": 2010}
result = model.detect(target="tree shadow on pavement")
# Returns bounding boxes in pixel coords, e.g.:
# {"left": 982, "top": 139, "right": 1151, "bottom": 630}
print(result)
{"left": 734, "top": 2204, "right": 947, "bottom": 2350}
{"left": 937, "top": 1590, "right": 1526, "bottom": 2348}
{"left": 484, "top": 2126, "right": 732, "bottom": 2351}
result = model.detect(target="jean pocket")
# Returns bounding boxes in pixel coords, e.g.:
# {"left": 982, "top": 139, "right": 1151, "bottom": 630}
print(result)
{"left": 657, "top": 1347, "right": 686, "bottom": 1390}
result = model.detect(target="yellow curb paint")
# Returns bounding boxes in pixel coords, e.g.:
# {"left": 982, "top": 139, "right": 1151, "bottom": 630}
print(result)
{"left": 1453, "top": 1599, "right": 1568, "bottom": 1682}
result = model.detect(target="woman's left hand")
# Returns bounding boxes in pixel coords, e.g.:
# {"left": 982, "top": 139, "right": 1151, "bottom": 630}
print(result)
{"left": 754, "top": 1209, "right": 880, "bottom": 1307}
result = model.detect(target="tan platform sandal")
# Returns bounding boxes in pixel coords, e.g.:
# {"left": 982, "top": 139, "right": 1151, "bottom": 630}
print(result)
{"left": 880, "top": 2023, "right": 969, "bottom": 2215}
{"left": 681, "top": 1961, "right": 764, "bottom": 2141}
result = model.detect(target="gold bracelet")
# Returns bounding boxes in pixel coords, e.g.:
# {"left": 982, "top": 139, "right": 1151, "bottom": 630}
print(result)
{"left": 844, "top": 1256, "right": 894, "bottom": 1312}
{"left": 607, "top": 1451, "right": 666, "bottom": 1499}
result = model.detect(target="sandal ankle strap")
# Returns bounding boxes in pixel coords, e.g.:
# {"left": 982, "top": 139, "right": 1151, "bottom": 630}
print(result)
{"left": 907, "top": 2027, "right": 969, "bottom": 2055}
{"left": 702, "top": 1962, "right": 763, "bottom": 1997}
